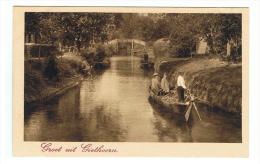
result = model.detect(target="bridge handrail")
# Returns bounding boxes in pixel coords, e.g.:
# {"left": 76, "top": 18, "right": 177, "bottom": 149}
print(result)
{"left": 107, "top": 39, "right": 146, "bottom": 46}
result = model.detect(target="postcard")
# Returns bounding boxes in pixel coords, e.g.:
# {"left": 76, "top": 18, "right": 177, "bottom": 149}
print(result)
{"left": 13, "top": 7, "right": 249, "bottom": 156}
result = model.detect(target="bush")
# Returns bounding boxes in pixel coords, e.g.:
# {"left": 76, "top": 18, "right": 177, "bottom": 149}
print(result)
{"left": 81, "top": 48, "right": 95, "bottom": 66}
{"left": 94, "top": 44, "right": 106, "bottom": 62}
{"left": 153, "top": 38, "right": 171, "bottom": 58}
{"left": 24, "top": 66, "right": 46, "bottom": 100}
{"left": 169, "top": 30, "right": 196, "bottom": 57}
{"left": 104, "top": 44, "right": 117, "bottom": 57}
{"left": 44, "top": 54, "right": 60, "bottom": 80}
{"left": 81, "top": 44, "right": 107, "bottom": 65}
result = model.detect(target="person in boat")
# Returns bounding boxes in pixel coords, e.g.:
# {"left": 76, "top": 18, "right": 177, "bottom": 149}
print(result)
{"left": 151, "top": 72, "right": 162, "bottom": 95}
{"left": 161, "top": 72, "right": 170, "bottom": 95}
{"left": 177, "top": 71, "right": 187, "bottom": 102}
{"left": 143, "top": 52, "right": 149, "bottom": 63}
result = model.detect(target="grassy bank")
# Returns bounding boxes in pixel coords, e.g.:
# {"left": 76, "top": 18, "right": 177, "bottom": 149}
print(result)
{"left": 157, "top": 56, "right": 242, "bottom": 114}
{"left": 25, "top": 55, "right": 90, "bottom": 105}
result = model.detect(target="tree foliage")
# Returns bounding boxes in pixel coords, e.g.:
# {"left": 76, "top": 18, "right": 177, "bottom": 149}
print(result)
{"left": 25, "top": 12, "right": 242, "bottom": 61}
{"left": 44, "top": 47, "right": 60, "bottom": 80}
{"left": 165, "top": 13, "right": 242, "bottom": 59}
{"left": 198, "top": 14, "right": 242, "bottom": 60}
{"left": 166, "top": 14, "right": 200, "bottom": 57}
{"left": 25, "top": 12, "right": 115, "bottom": 49}
{"left": 117, "top": 13, "right": 171, "bottom": 42}
{"left": 115, "top": 13, "right": 242, "bottom": 60}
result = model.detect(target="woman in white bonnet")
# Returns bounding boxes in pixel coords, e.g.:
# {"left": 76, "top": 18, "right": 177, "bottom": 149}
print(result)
{"left": 161, "top": 72, "right": 170, "bottom": 94}
{"left": 151, "top": 72, "right": 161, "bottom": 95}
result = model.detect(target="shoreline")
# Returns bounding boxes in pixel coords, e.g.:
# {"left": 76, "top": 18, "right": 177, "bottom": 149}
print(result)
{"left": 153, "top": 56, "right": 242, "bottom": 115}
{"left": 25, "top": 75, "right": 84, "bottom": 108}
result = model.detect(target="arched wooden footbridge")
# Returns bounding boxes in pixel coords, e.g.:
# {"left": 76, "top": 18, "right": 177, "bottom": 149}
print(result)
{"left": 106, "top": 39, "right": 147, "bottom": 56}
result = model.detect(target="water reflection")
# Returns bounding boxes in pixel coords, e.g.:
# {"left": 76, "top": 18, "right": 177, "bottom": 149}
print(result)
{"left": 149, "top": 99, "right": 193, "bottom": 142}
{"left": 24, "top": 56, "right": 241, "bottom": 142}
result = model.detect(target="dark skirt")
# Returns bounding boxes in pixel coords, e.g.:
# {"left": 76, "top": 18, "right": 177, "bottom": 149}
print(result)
{"left": 177, "top": 86, "right": 185, "bottom": 102}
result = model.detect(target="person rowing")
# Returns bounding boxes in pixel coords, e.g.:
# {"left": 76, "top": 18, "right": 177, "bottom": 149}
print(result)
{"left": 177, "top": 71, "right": 186, "bottom": 103}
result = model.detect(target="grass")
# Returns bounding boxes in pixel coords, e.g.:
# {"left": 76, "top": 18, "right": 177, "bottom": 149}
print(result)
{"left": 158, "top": 56, "right": 242, "bottom": 113}
{"left": 24, "top": 55, "right": 89, "bottom": 104}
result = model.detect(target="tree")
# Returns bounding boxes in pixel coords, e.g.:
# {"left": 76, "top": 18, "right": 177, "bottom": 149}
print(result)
{"left": 167, "top": 14, "right": 201, "bottom": 57}
{"left": 44, "top": 46, "right": 60, "bottom": 80}
{"left": 25, "top": 12, "right": 115, "bottom": 50}
{"left": 164, "top": 13, "right": 241, "bottom": 59}
{"left": 152, "top": 17, "right": 171, "bottom": 39}
{"left": 198, "top": 14, "right": 242, "bottom": 60}
{"left": 117, "top": 14, "right": 155, "bottom": 41}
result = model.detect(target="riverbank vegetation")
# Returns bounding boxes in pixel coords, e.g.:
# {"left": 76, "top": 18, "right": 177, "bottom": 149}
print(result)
{"left": 25, "top": 12, "right": 242, "bottom": 113}
{"left": 118, "top": 13, "right": 242, "bottom": 113}
{"left": 25, "top": 13, "right": 241, "bottom": 61}
{"left": 25, "top": 13, "right": 241, "bottom": 63}
{"left": 25, "top": 13, "right": 116, "bottom": 104}
{"left": 158, "top": 57, "right": 242, "bottom": 114}
{"left": 24, "top": 54, "right": 89, "bottom": 104}
{"left": 116, "top": 13, "right": 241, "bottom": 62}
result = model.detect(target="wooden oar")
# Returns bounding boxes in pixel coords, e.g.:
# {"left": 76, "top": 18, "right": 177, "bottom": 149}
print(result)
{"left": 193, "top": 102, "right": 202, "bottom": 121}
{"left": 185, "top": 89, "right": 202, "bottom": 121}
{"left": 185, "top": 103, "right": 193, "bottom": 122}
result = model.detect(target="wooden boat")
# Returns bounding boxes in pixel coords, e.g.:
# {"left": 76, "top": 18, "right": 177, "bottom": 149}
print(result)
{"left": 140, "top": 62, "right": 154, "bottom": 69}
{"left": 148, "top": 89, "right": 201, "bottom": 124}
{"left": 149, "top": 89, "right": 188, "bottom": 114}
{"left": 93, "top": 60, "right": 110, "bottom": 69}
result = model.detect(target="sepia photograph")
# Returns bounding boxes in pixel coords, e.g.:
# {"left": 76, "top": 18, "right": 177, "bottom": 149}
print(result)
{"left": 12, "top": 7, "right": 249, "bottom": 156}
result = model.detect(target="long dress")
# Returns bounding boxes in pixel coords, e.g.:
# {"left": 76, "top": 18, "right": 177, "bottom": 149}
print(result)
{"left": 151, "top": 77, "right": 161, "bottom": 95}
{"left": 161, "top": 75, "right": 170, "bottom": 93}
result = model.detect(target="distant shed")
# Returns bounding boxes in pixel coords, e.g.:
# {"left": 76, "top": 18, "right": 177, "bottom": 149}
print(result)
{"left": 196, "top": 38, "right": 209, "bottom": 55}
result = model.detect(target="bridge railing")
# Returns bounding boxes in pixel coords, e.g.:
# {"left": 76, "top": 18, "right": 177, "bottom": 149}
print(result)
{"left": 106, "top": 39, "right": 146, "bottom": 47}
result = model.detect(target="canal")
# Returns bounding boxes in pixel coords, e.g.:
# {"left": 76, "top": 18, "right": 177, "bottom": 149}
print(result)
{"left": 24, "top": 56, "right": 241, "bottom": 142}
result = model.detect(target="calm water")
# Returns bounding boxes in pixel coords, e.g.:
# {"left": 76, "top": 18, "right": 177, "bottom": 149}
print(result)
{"left": 24, "top": 56, "right": 241, "bottom": 142}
